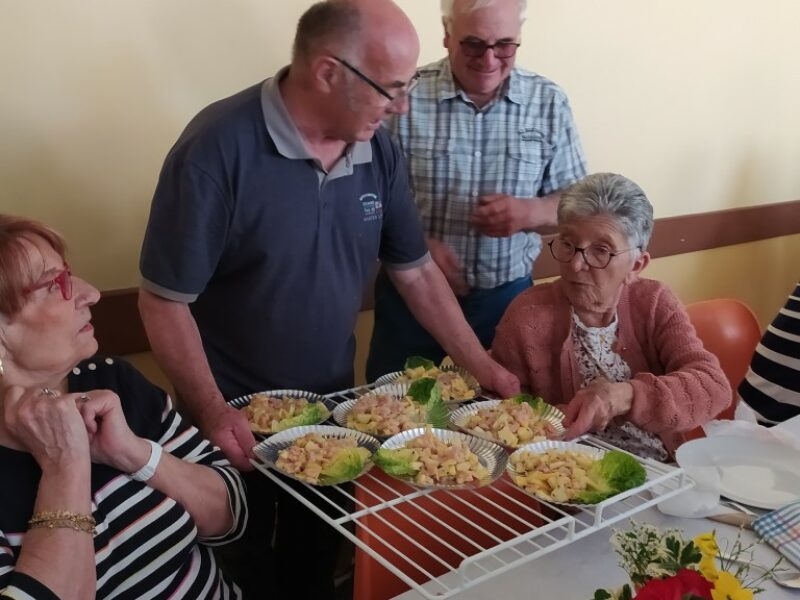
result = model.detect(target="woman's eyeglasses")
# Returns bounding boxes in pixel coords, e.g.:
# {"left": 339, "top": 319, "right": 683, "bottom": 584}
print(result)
{"left": 459, "top": 39, "right": 521, "bottom": 59}
{"left": 548, "top": 238, "right": 639, "bottom": 270}
{"left": 25, "top": 264, "right": 73, "bottom": 300}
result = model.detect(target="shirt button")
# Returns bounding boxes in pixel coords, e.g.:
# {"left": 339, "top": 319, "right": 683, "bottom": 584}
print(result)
{"left": 474, "top": 151, "right": 482, "bottom": 157}
{"left": 477, "top": 113, "right": 483, "bottom": 119}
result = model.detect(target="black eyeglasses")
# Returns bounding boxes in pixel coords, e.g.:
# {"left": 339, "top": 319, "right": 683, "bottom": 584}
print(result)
{"left": 548, "top": 238, "right": 640, "bottom": 270}
{"left": 333, "top": 57, "right": 420, "bottom": 102}
{"left": 459, "top": 39, "right": 521, "bottom": 59}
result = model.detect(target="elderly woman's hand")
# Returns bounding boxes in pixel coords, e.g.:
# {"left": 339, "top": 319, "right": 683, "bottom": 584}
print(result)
{"left": 563, "top": 379, "right": 634, "bottom": 439}
{"left": 76, "top": 390, "right": 152, "bottom": 473}
{"left": 3, "top": 386, "right": 91, "bottom": 472}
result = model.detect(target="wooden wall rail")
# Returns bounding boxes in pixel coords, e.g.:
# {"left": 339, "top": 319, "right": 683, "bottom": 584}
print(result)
{"left": 93, "top": 199, "right": 800, "bottom": 355}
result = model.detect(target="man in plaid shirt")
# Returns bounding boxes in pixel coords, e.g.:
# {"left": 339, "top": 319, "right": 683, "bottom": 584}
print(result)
{"left": 367, "top": 0, "right": 587, "bottom": 381}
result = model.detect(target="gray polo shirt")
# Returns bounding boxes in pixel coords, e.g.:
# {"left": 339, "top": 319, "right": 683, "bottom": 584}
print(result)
{"left": 140, "top": 69, "right": 429, "bottom": 397}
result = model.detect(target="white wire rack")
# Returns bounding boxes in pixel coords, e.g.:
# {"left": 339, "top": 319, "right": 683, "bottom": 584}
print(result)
{"left": 251, "top": 384, "right": 695, "bottom": 600}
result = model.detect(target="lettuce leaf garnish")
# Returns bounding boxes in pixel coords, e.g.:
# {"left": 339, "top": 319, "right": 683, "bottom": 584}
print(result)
{"left": 275, "top": 402, "right": 330, "bottom": 431}
{"left": 408, "top": 378, "right": 449, "bottom": 428}
{"left": 373, "top": 448, "right": 420, "bottom": 476}
{"left": 318, "top": 447, "right": 371, "bottom": 485}
{"left": 404, "top": 356, "right": 436, "bottom": 371}
{"left": 573, "top": 451, "right": 647, "bottom": 504}
{"left": 408, "top": 377, "right": 441, "bottom": 405}
{"left": 510, "top": 394, "right": 547, "bottom": 413}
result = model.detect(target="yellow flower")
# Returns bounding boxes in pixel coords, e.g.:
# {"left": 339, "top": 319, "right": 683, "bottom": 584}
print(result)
{"left": 711, "top": 571, "right": 753, "bottom": 600}
{"left": 698, "top": 555, "right": 719, "bottom": 581}
{"left": 694, "top": 532, "right": 719, "bottom": 558}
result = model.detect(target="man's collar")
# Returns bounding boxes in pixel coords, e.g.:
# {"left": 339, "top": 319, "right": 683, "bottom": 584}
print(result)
{"left": 261, "top": 67, "right": 312, "bottom": 160}
{"left": 260, "top": 66, "right": 372, "bottom": 165}
{"left": 433, "top": 58, "right": 522, "bottom": 106}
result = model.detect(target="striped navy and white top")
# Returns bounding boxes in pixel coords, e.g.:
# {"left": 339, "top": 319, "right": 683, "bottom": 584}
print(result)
{"left": 0, "top": 356, "right": 248, "bottom": 600}
{"left": 739, "top": 283, "right": 800, "bottom": 424}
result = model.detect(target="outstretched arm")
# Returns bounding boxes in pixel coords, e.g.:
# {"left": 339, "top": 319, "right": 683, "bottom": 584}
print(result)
{"left": 138, "top": 289, "right": 255, "bottom": 471}
{"left": 387, "top": 260, "right": 519, "bottom": 397}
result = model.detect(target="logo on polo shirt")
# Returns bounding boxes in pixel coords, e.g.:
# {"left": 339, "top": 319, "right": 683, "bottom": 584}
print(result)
{"left": 359, "top": 193, "right": 383, "bottom": 223}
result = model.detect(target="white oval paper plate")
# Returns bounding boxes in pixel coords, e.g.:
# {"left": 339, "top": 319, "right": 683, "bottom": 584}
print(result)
{"left": 676, "top": 435, "right": 800, "bottom": 510}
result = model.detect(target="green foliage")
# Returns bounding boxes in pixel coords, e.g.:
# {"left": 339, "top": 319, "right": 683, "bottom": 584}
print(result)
{"left": 574, "top": 451, "right": 647, "bottom": 504}
{"left": 609, "top": 522, "right": 702, "bottom": 587}
{"left": 591, "top": 585, "right": 632, "bottom": 600}
{"left": 679, "top": 541, "right": 702, "bottom": 567}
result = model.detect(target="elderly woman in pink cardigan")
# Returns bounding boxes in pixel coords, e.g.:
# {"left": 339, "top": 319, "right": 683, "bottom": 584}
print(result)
{"left": 492, "top": 173, "right": 731, "bottom": 459}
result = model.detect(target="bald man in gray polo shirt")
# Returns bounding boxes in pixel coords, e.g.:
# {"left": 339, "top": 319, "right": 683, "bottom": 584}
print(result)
{"left": 139, "top": 1, "right": 519, "bottom": 597}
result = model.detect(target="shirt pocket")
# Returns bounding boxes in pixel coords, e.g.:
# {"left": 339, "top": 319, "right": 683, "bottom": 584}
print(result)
{"left": 504, "top": 128, "right": 553, "bottom": 198}
{"left": 405, "top": 138, "right": 453, "bottom": 210}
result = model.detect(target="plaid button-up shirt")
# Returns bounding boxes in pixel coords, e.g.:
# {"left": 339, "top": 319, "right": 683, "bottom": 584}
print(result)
{"left": 387, "top": 58, "right": 587, "bottom": 289}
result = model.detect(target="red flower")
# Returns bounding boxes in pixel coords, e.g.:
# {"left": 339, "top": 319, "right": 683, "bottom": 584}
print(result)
{"left": 635, "top": 569, "right": 713, "bottom": 600}
{"left": 635, "top": 577, "right": 682, "bottom": 600}
{"left": 673, "top": 569, "right": 713, "bottom": 598}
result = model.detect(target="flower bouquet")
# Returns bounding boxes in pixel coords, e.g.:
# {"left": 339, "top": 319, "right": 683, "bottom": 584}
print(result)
{"left": 593, "top": 522, "right": 783, "bottom": 600}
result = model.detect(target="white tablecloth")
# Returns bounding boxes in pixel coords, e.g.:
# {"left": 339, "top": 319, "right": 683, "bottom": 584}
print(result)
{"left": 392, "top": 508, "right": 796, "bottom": 599}
{"left": 393, "top": 416, "right": 800, "bottom": 599}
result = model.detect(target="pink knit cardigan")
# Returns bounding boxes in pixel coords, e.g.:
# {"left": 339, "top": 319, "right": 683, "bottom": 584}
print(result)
{"left": 491, "top": 277, "right": 731, "bottom": 452}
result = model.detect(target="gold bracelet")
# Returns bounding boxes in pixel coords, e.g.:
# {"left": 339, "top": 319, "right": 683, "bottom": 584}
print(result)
{"left": 28, "top": 511, "right": 96, "bottom": 535}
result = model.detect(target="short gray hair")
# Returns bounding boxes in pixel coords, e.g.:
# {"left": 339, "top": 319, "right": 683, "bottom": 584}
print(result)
{"left": 292, "top": 1, "right": 362, "bottom": 63}
{"left": 441, "top": 0, "right": 527, "bottom": 34}
{"left": 557, "top": 173, "right": 654, "bottom": 250}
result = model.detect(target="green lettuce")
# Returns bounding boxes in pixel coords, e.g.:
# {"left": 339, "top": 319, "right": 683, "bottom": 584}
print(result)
{"left": 510, "top": 393, "right": 547, "bottom": 412}
{"left": 407, "top": 378, "right": 449, "bottom": 428}
{"left": 408, "top": 377, "right": 441, "bottom": 404}
{"left": 404, "top": 356, "right": 436, "bottom": 371}
{"left": 275, "top": 402, "right": 330, "bottom": 431}
{"left": 318, "top": 447, "right": 371, "bottom": 485}
{"left": 373, "top": 448, "right": 420, "bottom": 477}
{"left": 574, "top": 451, "right": 647, "bottom": 504}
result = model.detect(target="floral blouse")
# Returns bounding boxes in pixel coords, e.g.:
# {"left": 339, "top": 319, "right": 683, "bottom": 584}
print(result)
{"left": 570, "top": 310, "right": 669, "bottom": 461}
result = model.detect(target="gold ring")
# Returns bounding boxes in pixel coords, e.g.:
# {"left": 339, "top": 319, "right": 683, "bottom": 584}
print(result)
{"left": 79, "top": 394, "right": 90, "bottom": 403}
{"left": 40, "top": 387, "right": 59, "bottom": 398}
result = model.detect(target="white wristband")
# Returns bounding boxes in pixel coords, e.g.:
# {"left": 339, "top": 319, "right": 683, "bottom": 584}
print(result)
{"left": 129, "top": 440, "right": 162, "bottom": 482}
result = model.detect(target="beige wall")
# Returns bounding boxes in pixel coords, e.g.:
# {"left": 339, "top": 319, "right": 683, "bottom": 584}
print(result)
{"left": 2, "top": 0, "right": 798, "bottom": 386}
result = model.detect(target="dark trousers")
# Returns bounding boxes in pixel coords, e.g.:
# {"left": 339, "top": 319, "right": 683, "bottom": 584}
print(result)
{"left": 365, "top": 271, "right": 532, "bottom": 383}
{"left": 214, "top": 470, "right": 345, "bottom": 599}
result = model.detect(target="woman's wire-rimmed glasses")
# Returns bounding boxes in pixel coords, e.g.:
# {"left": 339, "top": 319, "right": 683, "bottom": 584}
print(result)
{"left": 548, "top": 238, "right": 640, "bottom": 269}
{"left": 333, "top": 56, "right": 420, "bottom": 102}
